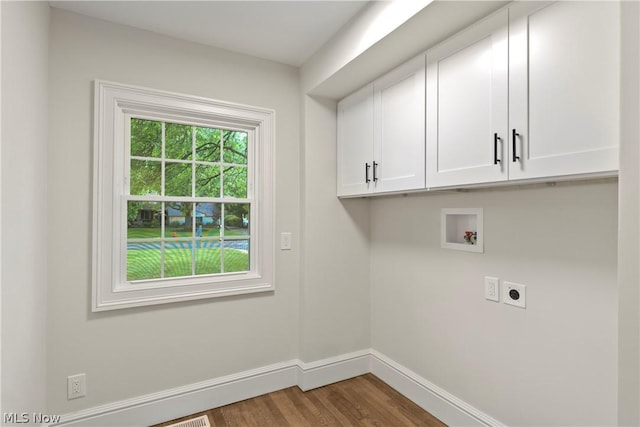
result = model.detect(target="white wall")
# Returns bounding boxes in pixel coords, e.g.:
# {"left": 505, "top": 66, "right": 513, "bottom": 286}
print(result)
{"left": 296, "top": 0, "right": 428, "bottom": 369}
{"left": 47, "top": 8, "right": 301, "bottom": 414}
{"left": 618, "top": 1, "right": 640, "bottom": 424}
{"left": 298, "top": 95, "right": 370, "bottom": 362}
{"left": 1, "top": 0, "right": 50, "bottom": 418}
{"left": 296, "top": 0, "right": 438, "bottom": 366}
{"left": 370, "top": 182, "right": 619, "bottom": 425}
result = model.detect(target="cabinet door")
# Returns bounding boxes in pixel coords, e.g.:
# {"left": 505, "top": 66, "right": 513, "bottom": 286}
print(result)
{"left": 426, "top": 10, "right": 508, "bottom": 188}
{"left": 337, "top": 84, "right": 374, "bottom": 197}
{"left": 373, "top": 56, "right": 426, "bottom": 193}
{"left": 509, "top": 1, "right": 620, "bottom": 180}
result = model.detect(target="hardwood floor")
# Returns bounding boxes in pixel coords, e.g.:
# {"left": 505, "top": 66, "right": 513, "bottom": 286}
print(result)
{"left": 152, "top": 374, "right": 446, "bottom": 427}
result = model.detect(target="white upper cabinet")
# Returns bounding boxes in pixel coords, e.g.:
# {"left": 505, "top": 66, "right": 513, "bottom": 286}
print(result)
{"left": 426, "top": 1, "right": 620, "bottom": 189}
{"left": 373, "top": 56, "right": 426, "bottom": 193}
{"left": 339, "top": 1, "right": 621, "bottom": 196}
{"left": 426, "top": 10, "right": 509, "bottom": 188}
{"left": 337, "top": 84, "right": 374, "bottom": 197}
{"left": 509, "top": 1, "right": 620, "bottom": 180}
{"left": 337, "top": 56, "right": 425, "bottom": 197}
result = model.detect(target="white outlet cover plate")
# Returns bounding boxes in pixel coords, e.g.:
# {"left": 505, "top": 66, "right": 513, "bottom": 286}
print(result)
{"left": 503, "top": 281, "right": 526, "bottom": 308}
{"left": 485, "top": 276, "right": 500, "bottom": 302}
{"left": 67, "top": 373, "right": 86, "bottom": 400}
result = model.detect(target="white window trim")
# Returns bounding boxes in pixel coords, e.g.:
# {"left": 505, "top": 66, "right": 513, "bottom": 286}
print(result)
{"left": 92, "top": 80, "right": 275, "bottom": 311}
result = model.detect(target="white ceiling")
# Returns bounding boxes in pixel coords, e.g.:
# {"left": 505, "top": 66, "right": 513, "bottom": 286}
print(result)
{"left": 50, "top": 1, "right": 370, "bottom": 67}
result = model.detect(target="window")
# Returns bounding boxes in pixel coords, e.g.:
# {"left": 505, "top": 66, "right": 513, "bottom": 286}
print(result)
{"left": 93, "top": 80, "right": 274, "bottom": 311}
{"left": 127, "top": 120, "right": 250, "bottom": 280}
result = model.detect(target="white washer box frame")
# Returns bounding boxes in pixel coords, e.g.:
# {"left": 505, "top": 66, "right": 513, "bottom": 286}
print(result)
{"left": 92, "top": 80, "right": 275, "bottom": 311}
{"left": 441, "top": 208, "right": 484, "bottom": 253}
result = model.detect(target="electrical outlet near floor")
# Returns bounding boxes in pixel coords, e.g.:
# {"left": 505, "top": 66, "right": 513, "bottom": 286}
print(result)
{"left": 67, "top": 373, "right": 86, "bottom": 400}
{"left": 503, "top": 281, "right": 526, "bottom": 308}
{"left": 484, "top": 276, "right": 500, "bottom": 302}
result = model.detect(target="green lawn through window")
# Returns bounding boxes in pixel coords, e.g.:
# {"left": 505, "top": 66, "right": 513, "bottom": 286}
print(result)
{"left": 127, "top": 246, "right": 248, "bottom": 281}
{"left": 128, "top": 227, "right": 247, "bottom": 239}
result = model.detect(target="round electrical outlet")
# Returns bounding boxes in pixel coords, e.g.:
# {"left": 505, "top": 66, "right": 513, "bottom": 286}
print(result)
{"left": 509, "top": 289, "right": 520, "bottom": 300}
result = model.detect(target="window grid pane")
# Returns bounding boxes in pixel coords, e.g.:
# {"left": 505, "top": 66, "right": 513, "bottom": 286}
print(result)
{"left": 223, "top": 130, "right": 248, "bottom": 164}
{"left": 196, "top": 127, "right": 221, "bottom": 162}
{"left": 130, "top": 160, "right": 161, "bottom": 196}
{"left": 131, "top": 118, "right": 162, "bottom": 158}
{"left": 223, "top": 240, "right": 249, "bottom": 273}
{"left": 223, "top": 166, "right": 248, "bottom": 198}
{"left": 165, "top": 123, "right": 193, "bottom": 160}
{"left": 127, "top": 243, "right": 162, "bottom": 281}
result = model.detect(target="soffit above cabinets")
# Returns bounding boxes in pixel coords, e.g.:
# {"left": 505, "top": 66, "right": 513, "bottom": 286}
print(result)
{"left": 310, "top": 1, "right": 509, "bottom": 99}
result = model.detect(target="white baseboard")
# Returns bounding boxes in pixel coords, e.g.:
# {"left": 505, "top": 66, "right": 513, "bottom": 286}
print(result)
{"left": 370, "top": 350, "right": 505, "bottom": 427}
{"left": 296, "top": 349, "right": 370, "bottom": 391}
{"left": 53, "top": 361, "right": 299, "bottom": 427}
{"left": 52, "top": 350, "right": 501, "bottom": 427}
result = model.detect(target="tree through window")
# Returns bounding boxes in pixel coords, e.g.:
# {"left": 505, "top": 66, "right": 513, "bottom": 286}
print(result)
{"left": 127, "top": 119, "right": 251, "bottom": 281}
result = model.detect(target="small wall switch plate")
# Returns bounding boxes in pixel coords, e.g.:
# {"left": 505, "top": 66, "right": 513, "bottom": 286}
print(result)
{"left": 504, "top": 281, "right": 526, "bottom": 308}
{"left": 67, "top": 373, "right": 86, "bottom": 399}
{"left": 485, "top": 276, "right": 500, "bottom": 302}
{"left": 280, "top": 232, "right": 292, "bottom": 250}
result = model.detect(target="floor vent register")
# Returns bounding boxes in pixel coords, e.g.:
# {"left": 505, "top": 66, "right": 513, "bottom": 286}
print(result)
{"left": 164, "top": 414, "right": 210, "bottom": 427}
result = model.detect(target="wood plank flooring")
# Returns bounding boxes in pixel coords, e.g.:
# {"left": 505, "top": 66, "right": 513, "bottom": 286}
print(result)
{"left": 152, "top": 374, "right": 446, "bottom": 427}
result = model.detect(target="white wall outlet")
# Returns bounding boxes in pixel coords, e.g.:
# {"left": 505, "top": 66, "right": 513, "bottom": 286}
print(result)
{"left": 485, "top": 276, "right": 500, "bottom": 302}
{"left": 280, "top": 232, "right": 292, "bottom": 250}
{"left": 503, "top": 281, "right": 526, "bottom": 308}
{"left": 67, "top": 373, "right": 86, "bottom": 400}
